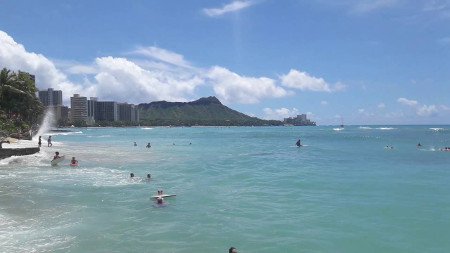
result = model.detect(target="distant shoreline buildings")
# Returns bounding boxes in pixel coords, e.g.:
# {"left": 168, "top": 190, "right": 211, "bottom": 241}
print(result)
{"left": 283, "top": 114, "right": 316, "bottom": 126}
{"left": 38, "top": 89, "right": 139, "bottom": 126}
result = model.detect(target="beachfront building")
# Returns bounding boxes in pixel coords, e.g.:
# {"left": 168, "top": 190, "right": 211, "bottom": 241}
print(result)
{"left": 87, "top": 97, "right": 97, "bottom": 125}
{"left": 70, "top": 94, "right": 88, "bottom": 124}
{"left": 283, "top": 114, "right": 316, "bottom": 126}
{"left": 95, "top": 101, "right": 118, "bottom": 122}
{"left": 117, "top": 103, "right": 139, "bottom": 122}
{"left": 38, "top": 88, "right": 62, "bottom": 106}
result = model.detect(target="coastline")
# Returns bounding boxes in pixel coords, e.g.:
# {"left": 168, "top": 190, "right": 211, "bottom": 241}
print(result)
{"left": 0, "top": 147, "right": 40, "bottom": 160}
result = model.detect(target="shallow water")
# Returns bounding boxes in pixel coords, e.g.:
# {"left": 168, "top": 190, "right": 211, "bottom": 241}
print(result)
{"left": 1, "top": 126, "right": 450, "bottom": 252}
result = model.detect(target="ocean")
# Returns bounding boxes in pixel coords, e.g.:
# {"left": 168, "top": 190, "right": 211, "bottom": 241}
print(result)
{"left": 1, "top": 126, "right": 449, "bottom": 253}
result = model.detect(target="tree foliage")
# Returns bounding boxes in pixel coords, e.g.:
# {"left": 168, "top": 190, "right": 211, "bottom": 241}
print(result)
{"left": 0, "top": 68, "right": 44, "bottom": 137}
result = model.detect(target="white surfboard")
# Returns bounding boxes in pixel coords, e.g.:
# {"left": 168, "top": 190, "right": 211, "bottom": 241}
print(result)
{"left": 151, "top": 194, "right": 176, "bottom": 199}
{"left": 51, "top": 155, "right": 65, "bottom": 166}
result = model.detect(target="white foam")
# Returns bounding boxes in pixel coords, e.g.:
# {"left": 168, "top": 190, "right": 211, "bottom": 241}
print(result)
{"left": 333, "top": 128, "right": 344, "bottom": 131}
{"left": 377, "top": 127, "right": 396, "bottom": 130}
{"left": 430, "top": 128, "right": 444, "bottom": 131}
{"left": 359, "top": 126, "right": 372, "bottom": 130}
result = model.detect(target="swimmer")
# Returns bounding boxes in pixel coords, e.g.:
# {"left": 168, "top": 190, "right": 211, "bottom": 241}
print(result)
{"left": 134, "top": 142, "right": 137, "bottom": 147}
{"left": 70, "top": 157, "right": 78, "bottom": 165}
{"left": 146, "top": 142, "right": 151, "bottom": 148}
{"left": 156, "top": 197, "right": 164, "bottom": 205}
{"left": 417, "top": 143, "right": 422, "bottom": 147}
{"left": 130, "top": 173, "right": 134, "bottom": 178}
{"left": 147, "top": 174, "right": 151, "bottom": 180}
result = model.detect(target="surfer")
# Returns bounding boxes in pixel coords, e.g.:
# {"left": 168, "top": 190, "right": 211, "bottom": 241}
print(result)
{"left": 38, "top": 136, "right": 42, "bottom": 147}
{"left": 53, "top": 151, "right": 61, "bottom": 160}
{"left": 70, "top": 157, "right": 78, "bottom": 166}
{"left": 296, "top": 139, "right": 302, "bottom": 147}
{"left": 147, "top": 174, "right": 151, "bottom": 180}
{"left": 130, "top": 173, "right": 134, "bottom": 178}
{"left": 146, "top": 142, "right": 151, "bottom": 148}
{"left": 156, "top": 197, "right": 164, "bottom": 205}
{"left": 134, "top": 142, "right": 137, "bottom": 147}
{"left": 47, "top": 136, "right": 52, "bottom": 147}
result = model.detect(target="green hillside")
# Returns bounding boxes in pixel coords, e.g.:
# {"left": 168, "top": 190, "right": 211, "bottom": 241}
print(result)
{"left": 138, "top": 96, "right": 282, "bottom": 126}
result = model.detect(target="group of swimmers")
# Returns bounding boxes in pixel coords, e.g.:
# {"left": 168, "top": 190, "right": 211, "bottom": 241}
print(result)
{"left": 51, "top": 151, "right": 78, "bottom": 166}
{"left": 129, "top": 173, "right": 167, "bottom": 205}
{"left": 133, "top": 142, "right": 152, "bottom": 148}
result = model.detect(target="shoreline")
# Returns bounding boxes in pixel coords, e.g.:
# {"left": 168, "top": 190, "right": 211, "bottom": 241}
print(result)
{"left": 0, "top": 147, "right": 40, "bottom": 160}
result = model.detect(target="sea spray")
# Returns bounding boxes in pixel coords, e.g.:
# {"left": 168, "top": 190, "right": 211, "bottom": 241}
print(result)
{"left": 33, "top": 109, "right": 55, "bottom": 140}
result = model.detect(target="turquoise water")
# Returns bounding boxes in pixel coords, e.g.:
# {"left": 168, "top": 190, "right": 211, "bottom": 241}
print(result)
{"left": 1, "top": 126, "right": 450, "bottom": 252}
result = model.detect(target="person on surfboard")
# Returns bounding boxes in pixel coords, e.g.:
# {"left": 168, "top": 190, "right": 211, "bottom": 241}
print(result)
{"left": 70, "top": 157, "right": 78, "bottom": 166}
{"left": 53, "top": 151, "right": 61, "bottom": 160}
{"left": 296, "top": 139, "right": 302, "bottom": 147}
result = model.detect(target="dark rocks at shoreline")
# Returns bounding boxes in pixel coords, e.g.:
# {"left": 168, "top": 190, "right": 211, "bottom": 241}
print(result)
{"left": 0, "top": 147, "right": 40, "bottom": 160}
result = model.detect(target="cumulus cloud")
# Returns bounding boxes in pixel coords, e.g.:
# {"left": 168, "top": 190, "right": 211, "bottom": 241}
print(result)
{"left": 321, "top": 100, "right": 328, "bottom": 106}
{"left": 378, "top": 102, "right": 386, "bottom": 108}
{"left": 262, "top": 107, "right": 299, "bottom": 120}
{"left": 280, "top": 69, "right": 345, "bottom": 92}
{"left": 397, "top": 97, "right": 441, "bottom": 117}
{"left": 203, "top": 0, "right": 254, "bottom": 17}
{"left": 207, "top": 66, "right": 289, "bottom": 104}
{"left": 93, "top": 57, "right": 204, "bottom": 103}
{"left": 0, "top": 30, "right": 84, "bottom": 102}
{"left": 417, "top": 104, "right": 438, "bottom": 116}
{"left": 397, "top": 97, "right": 418, "bottom": 106}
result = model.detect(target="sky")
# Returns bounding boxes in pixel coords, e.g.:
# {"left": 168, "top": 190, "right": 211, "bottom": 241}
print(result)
{"left": 1, "top": 0, "right": 450, "bottom": 125}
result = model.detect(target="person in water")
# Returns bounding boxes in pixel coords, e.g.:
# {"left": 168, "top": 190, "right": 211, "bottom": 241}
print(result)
{"left": 156, "top": 197, "right": 164, "bottom": 205}
{"left": 70, "top": 157, "right": 78, "bottom": 165}
{"left": 296, "top": 139, "right": 302, "bottom": 147}
{"left": 229, "top": 247, "right": 238, "bottom": 253}
{"left": 38, "top": 136, "right": 42, "bottom": 147}
{"left": 130, "top": 173, "right": 135, "bottom": 178}
{"left": 134, "top": 142, "right": 137, "bottom": 147}
{"left": 417, "top": 143, "right": 422, "bottom": 147}
{"left": 147, "top": 174, "right": 151, "bottom": 180}
{"left": 47, "top": 136, "right": 52, "bottom": 147}
{"left": 146, "top": 142, "right": 151, "bottom": 148}
{"left": 53, "top": 151, "right": 61, "bottom": 160}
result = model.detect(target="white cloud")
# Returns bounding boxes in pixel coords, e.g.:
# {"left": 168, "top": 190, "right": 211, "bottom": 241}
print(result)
{"left": 262, "top": 107, "right": 299, "bottom": 120}
{"left": 378, "top": 103, "right": 386, "bottom": 108}
{"left": 203, "top": 0, "right": 254, "bottom": 17}
{"left": 207, "top": 66, "right": 289, "bottom": 104}
{"left": 397, "top": 97, "right": 441, "bottom": 117}
{"left": 417, "top": 105, "right": 438, "bottom": 116}
{"left": 93, "top": 57, "right": 204, "bottom": 103}
{"left": 280, "top": 69, "right": 344, "bottom": 92}
{"left": 358, "top": 108, "right": 365, "bottom": 113}
{"left": 321, "top": 100, "right": 328, "bottom": 106}
{"left": 0, "top": 30, "right": 83, "bottom": 102}
{"left": 131, "top": 46, "right": 192, "bottom": 68}
{"left": 397, "top": 97, "right": 418, "bottom": 106}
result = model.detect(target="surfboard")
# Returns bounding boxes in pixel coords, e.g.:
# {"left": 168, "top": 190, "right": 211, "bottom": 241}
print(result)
{"left": 70, "top": 162, "right": 78, "bottom": 167}
{"left": 151, "top": 194, "right": 176, "bottom": 199}
{"left": 51, "top": 155, "right": 65, "bottom": 166}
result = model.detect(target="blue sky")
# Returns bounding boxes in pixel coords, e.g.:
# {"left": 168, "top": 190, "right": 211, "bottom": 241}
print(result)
{"left": 1, "top": 0, "right": 450, "bottom": 125}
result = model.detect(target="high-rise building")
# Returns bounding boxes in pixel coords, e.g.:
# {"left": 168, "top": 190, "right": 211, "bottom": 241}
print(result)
{"left": 38, "top": 88, "right": 62, "bottom": 106}
{"left": 95, "top": 101, "right": 118, "bottom": 122}
{"left": 117, "top": 103, "right": 139, "bottom": 122}
{"left": 87, "top": 97, "right": 98, "bottom": 124}
{"left": 70, "top": 94, "right": 88, "bottom": 123}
